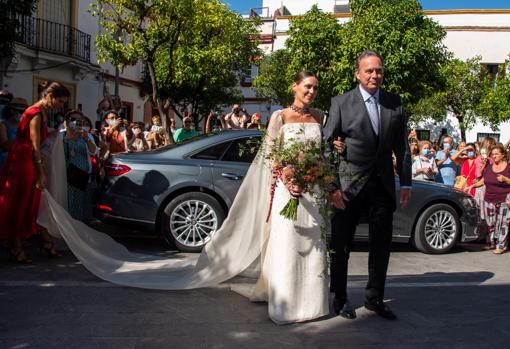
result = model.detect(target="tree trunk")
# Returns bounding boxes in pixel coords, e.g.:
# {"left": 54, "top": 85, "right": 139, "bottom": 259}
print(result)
{"left": 147, "top": 61, "right": 174, "bottom": 145}
{"left": 456, "top": 115, "right": 466, "bottom": 142}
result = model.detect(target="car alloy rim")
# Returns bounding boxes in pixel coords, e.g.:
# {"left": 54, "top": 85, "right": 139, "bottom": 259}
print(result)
{"left": 424, "top": 210, "right": 457, "bottom": 250}
{"left": 170, "top": 200, "right": 218, "bottom": 247}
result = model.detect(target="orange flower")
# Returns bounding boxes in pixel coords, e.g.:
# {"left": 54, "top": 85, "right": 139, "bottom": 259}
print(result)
{"left": 271, "top": 159, "right": 282, "bottom": 171}
{"left": 303, "top": 175, "right": 317, "bottom": 183}
{"left": 323, "top": 175, "right": 336, "bottom": 185}
{"left": 281, "top": 166, "right": 295, "bottom": 184}
{"left": 307, "top": 166, "right": 319, "bottom": 177}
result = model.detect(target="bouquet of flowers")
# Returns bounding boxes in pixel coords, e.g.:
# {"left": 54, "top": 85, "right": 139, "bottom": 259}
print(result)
{"left": 267, "top": 136, "right": 338, "bottom": 221}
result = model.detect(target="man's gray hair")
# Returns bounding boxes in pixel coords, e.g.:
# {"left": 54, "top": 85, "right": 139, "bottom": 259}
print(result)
{"left": 355, "top": 50, "right": 384, "bottom": 71}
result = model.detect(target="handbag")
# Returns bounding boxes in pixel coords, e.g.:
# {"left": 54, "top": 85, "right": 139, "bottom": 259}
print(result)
{"left": 65, "top": 137, "right": 90, "bottom": 191}
{"left": 454, "top": 161, "right": 475, "bottom": 191}
{"left": 453, "top": 175, "right": 467, "bottom": 191}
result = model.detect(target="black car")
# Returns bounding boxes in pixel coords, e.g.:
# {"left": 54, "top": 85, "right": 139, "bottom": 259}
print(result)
{"left": 96, "top": 130, "right": 480, "bottom": 254}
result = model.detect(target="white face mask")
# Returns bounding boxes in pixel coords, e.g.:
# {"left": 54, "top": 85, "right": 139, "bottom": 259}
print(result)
{"left": 69, "top": 120, "right": 77, "bottom": 130}
{"left": 82, "top": 126, "right": 90, "bottom": 133}
{"left": 107, "top": 119, "right": 116, "bottom": 127}
{"left": 132, "top": 128, "right": 141, "bottom": 136}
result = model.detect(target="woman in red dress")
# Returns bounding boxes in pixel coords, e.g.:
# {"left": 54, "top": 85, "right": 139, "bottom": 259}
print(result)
{"left": 0, "top": 82, "right": 69, "bottom": 263}
{"left": 458, "top": 143, "right": 478, "bottom": 197}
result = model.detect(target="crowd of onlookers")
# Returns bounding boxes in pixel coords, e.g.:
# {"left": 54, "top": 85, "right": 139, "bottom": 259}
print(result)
{"left": 3, "top": 81, "right": 509, "bottom": 261}
{"left": 408, "top": 130, "right": 510, "bottom": 254}
{"left": 0, "top": 83, "right": 268, "bottom": 264}
{"left": 0, "top": 87, "right": 263, "bottom": 227}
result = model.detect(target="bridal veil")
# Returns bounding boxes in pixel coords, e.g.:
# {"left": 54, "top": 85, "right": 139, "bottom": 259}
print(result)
{"left": 37, "top": 113, "right": 284, "bottom": 293}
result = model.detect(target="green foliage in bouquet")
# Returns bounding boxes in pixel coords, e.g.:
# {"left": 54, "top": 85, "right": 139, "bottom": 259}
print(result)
{"left": 266, "top": 133, "right": 339, "bottom": 221}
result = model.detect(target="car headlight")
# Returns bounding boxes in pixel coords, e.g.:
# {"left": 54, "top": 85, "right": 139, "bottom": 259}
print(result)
{"left": 462, "top": 196, "right": 478, "bottom": 208}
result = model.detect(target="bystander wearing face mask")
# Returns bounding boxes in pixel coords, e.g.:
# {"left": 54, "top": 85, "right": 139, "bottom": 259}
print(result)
{"left": 421, "top": 148, "right": 429, "bottom": 157}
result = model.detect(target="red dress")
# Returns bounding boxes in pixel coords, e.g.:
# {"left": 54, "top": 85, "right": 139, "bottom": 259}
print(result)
{"left": 0, "top": 106, "right": 47, "bottom": 239}
{"left": 460, "top": 159, "right": 477, "bottom": 197}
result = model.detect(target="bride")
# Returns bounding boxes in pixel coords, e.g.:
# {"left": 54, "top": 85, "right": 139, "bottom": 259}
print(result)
{"left": 39, "top": 71, "right": 329, "bottom": 324}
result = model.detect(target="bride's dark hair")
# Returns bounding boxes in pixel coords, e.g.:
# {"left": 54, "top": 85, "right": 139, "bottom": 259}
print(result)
{"left": 293, "top": 70, "right": 316, "bottom": 84}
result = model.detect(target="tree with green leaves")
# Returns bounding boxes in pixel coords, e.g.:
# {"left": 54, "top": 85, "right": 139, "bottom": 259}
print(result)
{"left": 150, "top": 0, "right": 260, "bottom": 123}
{"left": 335, "top": 0, "right": 450, "bottom": 107}
{"left": 0, "top": 0, "right": 37, "bottom": 84}
{"left": 254, "top": 0, "right": 449, "bottom": 112}
{"left": 254, "top": 5, "right": 342, "bottom": 110}
{"left": 92, "top": 0, "right": 259, "bottom": 141}
{"left": 412, "top": 57, "right": 490, "bottom": 141}
{"left": 477, "top": 59, "right": 510, "bottom": 131}
{"left": 252, "top": 49, "right": 293, "bottom": 107}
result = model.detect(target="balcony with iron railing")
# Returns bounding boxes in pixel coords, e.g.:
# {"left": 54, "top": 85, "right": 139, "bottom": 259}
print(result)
{"left": 14, "top": 13, "right": 91, "bottom": 63}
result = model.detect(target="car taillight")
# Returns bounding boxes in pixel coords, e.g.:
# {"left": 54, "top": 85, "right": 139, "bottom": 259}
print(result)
{"left": 105, "top": 163, "right": 131, "bottom": 177}
{"left": 97, "top": 204, "right": 113, "bottom": 211}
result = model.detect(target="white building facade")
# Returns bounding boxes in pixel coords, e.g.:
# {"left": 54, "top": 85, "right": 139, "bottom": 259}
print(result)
{"left": 2, "top": 0, "right": 150, "bottom": 125}
{"left": 244, "top": 1, "right": 510, "bottom": 143}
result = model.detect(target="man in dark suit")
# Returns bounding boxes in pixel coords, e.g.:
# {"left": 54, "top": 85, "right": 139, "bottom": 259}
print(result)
{"left": 323, "top": 50, "right": 412, "bottom": 320}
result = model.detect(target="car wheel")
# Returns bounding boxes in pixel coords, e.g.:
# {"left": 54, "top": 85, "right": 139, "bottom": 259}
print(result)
{"left": 413, "top": 203, "right": 460, "bottom": 254}
{"left": 162, "top": 192, "right": 225, "bottom": 252}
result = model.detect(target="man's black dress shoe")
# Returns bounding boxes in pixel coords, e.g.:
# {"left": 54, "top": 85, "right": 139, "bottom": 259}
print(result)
{"left": 364, "top": 300, "right": 397, "bottom": 320}
{"left": 333, "top": 297, "right": 357, "bottom": 319}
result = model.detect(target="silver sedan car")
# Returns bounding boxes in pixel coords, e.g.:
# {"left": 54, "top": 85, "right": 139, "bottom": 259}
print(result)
{"left": 96, "top": 130, "right": 480, "bottom": 254}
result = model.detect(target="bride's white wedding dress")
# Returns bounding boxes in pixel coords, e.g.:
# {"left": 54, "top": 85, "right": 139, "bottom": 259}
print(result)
{"left": 38, "top": 111, "right": 329, "bottom": 324}
{"left": 255, "top": 121, "right": 329, "bottom": 324}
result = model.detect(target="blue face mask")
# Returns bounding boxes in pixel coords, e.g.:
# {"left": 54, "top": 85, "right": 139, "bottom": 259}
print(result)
{"left": 467, "top": 151, "right": 475, "bottom": 158}
{"left": 421, "top": 148, "right": 429, "bottom": 156}
{"left": 443, "top": 143, "right": 451, "bottom": 150}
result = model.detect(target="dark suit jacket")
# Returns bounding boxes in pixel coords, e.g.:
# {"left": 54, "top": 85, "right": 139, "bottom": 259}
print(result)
{"left": 323, "top": 86, "right": 412, "bottom": 209}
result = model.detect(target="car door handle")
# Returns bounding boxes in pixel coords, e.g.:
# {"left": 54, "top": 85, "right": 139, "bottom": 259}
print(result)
{"left": 221, "top": 173, "right": 243, "bottom": 180}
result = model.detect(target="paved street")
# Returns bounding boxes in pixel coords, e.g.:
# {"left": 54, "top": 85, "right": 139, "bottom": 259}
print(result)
{"left": 1, "top": 227, "right": 510, "bottom": 349}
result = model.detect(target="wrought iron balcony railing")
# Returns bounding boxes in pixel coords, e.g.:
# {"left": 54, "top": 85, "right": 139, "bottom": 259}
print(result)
{"left": 14, "top": 14, "right": 91, "bottom": 62}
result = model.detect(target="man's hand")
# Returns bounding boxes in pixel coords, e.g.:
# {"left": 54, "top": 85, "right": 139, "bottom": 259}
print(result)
{"left": 333, "top": 137, "right": 346, "bottom": 154}
{"left": 329, "top": 189, "right": 349, "bottom": 210}
{"left": 400, "top": 188, "right": 411, "bottom": 209}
